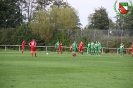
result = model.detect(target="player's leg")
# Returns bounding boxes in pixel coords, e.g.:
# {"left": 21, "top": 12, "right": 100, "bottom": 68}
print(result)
{"left": 98, "top": 48, "right": 101, "bottom": 55}
{"left": 78, "top": 47, "right": 80, "bottom": 54}
{"left": 34, "top": 48, "right": 37, "bottom": 57}
{"left": 56, "top": 47, "right": 58, "bottom": 53}
{"left": 122, "top": 49, "right": 124, "bottom": 56}
{"left": 58, "top": 48, "right": 60, "bottom": 54}
{"left": 98, "top": 49, "right": 101, "bottom": 55}
{"left": 34, "top": 51, "right": 37, "bottom": 57}
{"left": 31, "top": 51, "right": 33, "bottom": 56}
{"left": 120, "top": 49, "right": 123, "bottom": 56}
{"left": 94, "top": 48, "right": 96, "bottom": 55}
{"left": 60, "top": 48, "right": 62, "bottom": 54}
{"left": 92, "top": 48, "right": 94, "bottom": 55}
{"left": 58, "top": 48, "right": 59, "bottom": 54}
{"left": 89, "top": 48, "right": 91, "bottom": 54}
{"left": 131, "top": 51, "right": 133, "bottom": 57}
{"left": 30, "top": 47, "right": 33, "bottom": 56}
{"left": 72, "top": 48, "right": 76, "bottom": 57}
{"left": 91, "top": 48, "right": 93, "bottom": 55}
{"left": 90, "top": 48, "right": 92, "bottom": 55}
{"left": 79, "top": 48, "right": 81, "bottom": 54}
{"left": 22, "top": 48, "right": 24, "bottom": 54}
{"left": 22, "top": 47, "right": 24, "bottom": 54}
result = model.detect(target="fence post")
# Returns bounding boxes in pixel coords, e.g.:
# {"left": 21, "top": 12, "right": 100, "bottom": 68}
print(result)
{"left": 46, "top": 46, "right": 47, "bottom": 52}
{"left": 5, "top": 45, "right": 6, "bottom": 51}
{"left": 117, "top": 48, "right": 119, "bottom": 55}
{"left": 19, "top": 46, "right": 20, "bottom": 52}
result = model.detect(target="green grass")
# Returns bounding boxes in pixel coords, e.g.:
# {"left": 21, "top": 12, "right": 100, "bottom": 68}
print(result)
{"left": 0, "top": 50, "right": 133, "bottom": 88}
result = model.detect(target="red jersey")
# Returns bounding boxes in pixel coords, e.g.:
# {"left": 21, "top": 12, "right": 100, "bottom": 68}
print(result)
{"left": 58, "top": 44, "right": 62, "bottom": 51}
{"left": 79, "top": 42, "right": 83, "bottom": 50}
{"left": 22, "top": 41, "right": 25, "bottom": 49}
{"left": 29, "top": 40, "right": 36, "bottom": 47}
{"left": 132, "top": 44, "right": 133, "bottom": 52}
{"left": 29, "top": 40, "right": 37, "bottom": 51}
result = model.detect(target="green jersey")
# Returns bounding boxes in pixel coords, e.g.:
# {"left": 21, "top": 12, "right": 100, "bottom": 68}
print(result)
{"left": 55, "top": 42, "right": 59, "bottom": 50}
{"left": 90, "top": 42, "right": 94, "bottom": 49}
{"left": 88, "top": 43, "right": 91, "bottom": 48}
{"left": 97, "top": 42, "right": 101, "bottom": 50}
{"left": 120, "top": 45, "right": 124, "bottom": 52}
{"left": 94, "top": 43, "right": 98, "bottom": 49}
{"left": 72, "top": 42, "right": 77, "bottom": 52}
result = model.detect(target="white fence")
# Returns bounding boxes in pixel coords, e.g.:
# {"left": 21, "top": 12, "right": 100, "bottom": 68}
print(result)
{"left": 0, "top": 45, "right": 131, "bottom": 54}
{"left": 0, "top": 45, "right": 54, "bottom": 52}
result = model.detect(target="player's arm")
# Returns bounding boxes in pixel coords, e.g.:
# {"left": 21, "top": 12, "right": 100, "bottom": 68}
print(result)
{"left": 35, "top": 42, "right": 37, "bottom": 46}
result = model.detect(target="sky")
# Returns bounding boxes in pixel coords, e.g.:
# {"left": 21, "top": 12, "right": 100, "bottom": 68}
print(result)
{"left": 66, "top": 0, "right": 130, "bottom": 28}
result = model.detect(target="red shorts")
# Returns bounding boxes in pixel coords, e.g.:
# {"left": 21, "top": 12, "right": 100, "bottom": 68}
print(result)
{"left": 22, "top": 46, "right": 25, "bottom": 49}
{"left": 58, "top": 47, "right": 62, "bottom": 51}
{"left": 79, "top": 47, "right": 83, "bottom": 51}
{"left": 30, "top": 47, "right": 36, "bottom": 51}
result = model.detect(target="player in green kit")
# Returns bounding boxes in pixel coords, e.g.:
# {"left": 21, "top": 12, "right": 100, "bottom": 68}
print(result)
{"left": 97, "top": 41, "right": 101, "bottom": 55}
{"left": 87, "top": 42, "right": 91, "bottom": 54}
{"left": 90, "top": 41, "right": 94, "bottom": 55}
{"left": 119, "top": 43, "right": 124, "bottom": 56}
{"left": 94, "top": 41, "right": 98, "bottom": 55}
{"left": 55, "top": 41, "right": 59, "bottom": 53}
{"left": 72, "top": 41, "right": 77, "bottom": 52}
{"left": 72, "top": 41, "right": 77, "bottom": 57}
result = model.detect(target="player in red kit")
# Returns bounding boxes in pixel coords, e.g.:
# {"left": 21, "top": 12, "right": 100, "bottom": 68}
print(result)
{"left": 21, "top": 40, "right": 25, "bottom": 54}
{"left": 58, "top": 43, "right": 62, "bottom": 54}
{"left": 131, "top": 42, "right": 133, "bottom": 57}
{"left": 70, "top": 44, "right": 73, "bottom": 52}
{"left": 29, "top": 39, "right": 37, "bottom": 57}
{"left": 78, "top": 41, "right": 83, "bottom": 54}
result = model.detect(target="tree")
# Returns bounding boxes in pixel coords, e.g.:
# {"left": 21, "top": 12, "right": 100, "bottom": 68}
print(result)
{"left": 29, "top": 5, "right": 80, "bottom": 43}
{"left": 115, "top": 6, "right": 133, "bottom": 30}
{"left": 12, "top": 23, "right": 43, "bottom": 45}
{"left": 88, "top": 7, "right": 109, "bottom": 30}
{"left": 29, "top": 9, "right": 52, "bottom": 43}
{"left": 19, "top": 0, "right": 69, "bottom": 22}
{"left": 50, "top": 6, "right": 80, "bottom": 30}
{"left": 0, "top": 0, "right": 23, "bottom": 29}
{"left": 0, "top": 28, "right": 15, "bottom": 44}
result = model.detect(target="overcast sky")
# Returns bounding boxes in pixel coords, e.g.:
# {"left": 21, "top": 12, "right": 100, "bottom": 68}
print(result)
{"left": 66, "top": 0, "right": 130, "bottom": 28}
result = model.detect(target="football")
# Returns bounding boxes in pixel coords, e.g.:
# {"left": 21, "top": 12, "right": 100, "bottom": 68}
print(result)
{"left": 72, "top": 52, "right": 76, "bottom": 57}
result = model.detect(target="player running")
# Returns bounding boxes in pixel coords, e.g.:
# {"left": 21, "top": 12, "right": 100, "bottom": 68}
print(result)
{"left": 29, "top": 39, "right": 37, "bottom": 57}
{"left": 21, "top": 40, "right": 25, "bottom": 54}
{"left": 131, "top": 42, "right": 133, "bottom": 57}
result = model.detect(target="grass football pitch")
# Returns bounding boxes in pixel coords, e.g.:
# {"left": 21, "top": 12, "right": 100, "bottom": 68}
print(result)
{"left": 0, "top": 50, "right": 133, "bottom": 88}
